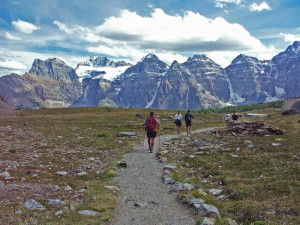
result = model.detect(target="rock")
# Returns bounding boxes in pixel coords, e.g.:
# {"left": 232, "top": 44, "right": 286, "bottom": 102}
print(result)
{"left": 133, "top": 202, "right": 148, "bottom": 208}
{"left": 171, "top": 182, "right": 183, "bottom": 192}
{"left": 227, "top": 218, "right": 238, "bottom": 225}
{"left": 117, "top": 132, "right": 139, "bottom": 137}
{"left": 0, "top": 180, "right": 5, "bottom": 187}
{"left": 118, "top": 161, "right": 128, "bottom": 168}
{"left": 196, "top": 203, "right": 220, "bottom": 218}
{"left": 189, "top": 155, "right": 195, "bottom": 158}
{"left": 209, "top": 189, "right": 223, "bottom": 196}
{"left": 70, "top": 205, "right": 76, "bottom": 211}
{"left": 24, "top": 199, "right": 46, "bottom": 211}
{"left": 216, "top": 195, "right": 227, "bottom": 201}
{"left": 53, "top": 185, "right": 62, "bottom": 191}
{"left": 0, "top": 171, "right": 10, "bottom": 178}
{"left": 55, "top": 210, "right": 63, "bottom": 216}
{"left": 194, "top": 140, "right": 205, "bottom": 148}
{"left": 78, "top": 210, "right": 99, "bottom": 216}
{"left": 201, "top": 217, "right": 216, "bottom": 225}
{"left": 162, "top": 175, "right": 175, "bottom": 184}
{"left": 56, "top": 171, "right": 68, "bottom": 176}
{"left": 164, "top": 164, "right": 177, "bottom": 171}
{"left": 104, "top": 185, "right": 120, "bottom": 192}
{"left": 64, "top": 185, "right": 72, "bottom": 191}
{"left": 136, "top": 113, "right": 143, "bottom": 118}
{"left": 15, "top": 210, "right": 22, "bottom": 215}
{"left": 189, "top": 196, "right": 205, "bottom": 205}
{"left": 48, "top": 199, "right": 67, "bottom": 207}
{"left": 259, "top": 175, "right": 264, "bottom": 179}
{"left": 272, "top": 143, "right": 282, "bottom": 146}
{"left": 198, "top": 188, "right": 207, "bottom": 196}
{"left": 78, "top": 171, "right": 88, "bottom": 176}
{"left": 248, "top": 144, "right": 254, "bottom": 148}
{"left": 183, "top": 183, "right": 196, "bottom": 191}
{"left": 231, "top": 154, "right": 238, "bottom": 158}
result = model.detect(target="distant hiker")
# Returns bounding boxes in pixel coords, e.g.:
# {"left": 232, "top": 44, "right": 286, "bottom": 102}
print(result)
{"left": 185, "top": 109, "right": 194, "bottom": 135}
{"left": 225, "top": 112, "right": 230, "bottom": 126}
{"left": 144, "top": 112, "right": 160, "bottom": 153}
{"left": 232, "top": 112, "right": 239, "bottom": 121}
{"left": 174, "top": 110, "right": 182, "bottom": 134}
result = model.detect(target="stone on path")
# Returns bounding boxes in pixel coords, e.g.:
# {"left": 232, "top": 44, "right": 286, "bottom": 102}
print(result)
{"left": 118, "top": 160, "right": 128, "bottom": 168}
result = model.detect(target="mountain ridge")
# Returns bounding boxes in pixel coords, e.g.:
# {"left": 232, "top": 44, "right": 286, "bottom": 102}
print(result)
{"left": 0, "top": 41, "right": 299, "bottom": 109}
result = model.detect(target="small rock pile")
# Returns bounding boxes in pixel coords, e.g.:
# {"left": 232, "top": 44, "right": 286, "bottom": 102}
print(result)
{"left": 220, "top": 120, "right": 284, "bottom": 136}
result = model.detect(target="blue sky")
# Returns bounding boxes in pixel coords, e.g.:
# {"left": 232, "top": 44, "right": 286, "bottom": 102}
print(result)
{"left": 0, "top": 0, "right": 299, "bottom": 76}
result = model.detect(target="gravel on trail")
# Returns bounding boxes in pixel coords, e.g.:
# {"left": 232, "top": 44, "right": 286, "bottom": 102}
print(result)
{"left": 112, "top": 128, "right": 218, "bottom": 225}
{"left": 111, "top": 133, "right": 196, "bottom": 225}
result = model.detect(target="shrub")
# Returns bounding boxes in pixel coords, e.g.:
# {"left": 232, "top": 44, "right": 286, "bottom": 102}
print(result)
{"left": 97, "top": 132, "right": 108, "bottom": 137}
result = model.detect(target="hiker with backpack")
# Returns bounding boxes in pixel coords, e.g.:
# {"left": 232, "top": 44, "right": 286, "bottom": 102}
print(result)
{"left": 174, "top": 110, "right": 182, "bottom": 134}
{"left": 184, "top": 109, "right": 194, "bottom": 135}
{"left": 144, "top": 112, "right": 160, "bottom": 153}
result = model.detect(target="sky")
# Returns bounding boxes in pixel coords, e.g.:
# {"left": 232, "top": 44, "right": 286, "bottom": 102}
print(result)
{"left": 0, "top": 0, "right": 299, "bottom": 76}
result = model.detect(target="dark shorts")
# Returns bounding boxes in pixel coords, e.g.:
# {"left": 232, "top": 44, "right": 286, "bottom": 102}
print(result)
{"left": 185, "top": 120, "right": 192, "bottom": 127}
{"left": 147, "top": 131, "right": 157, "bottom": 138}
{"left": 175, "top": 119, "right": 181, "bottom": 127}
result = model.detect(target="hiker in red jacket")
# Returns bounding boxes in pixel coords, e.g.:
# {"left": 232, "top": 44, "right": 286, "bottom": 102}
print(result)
{"left": 144, "top": 112, "right": 160, "bottom": 153}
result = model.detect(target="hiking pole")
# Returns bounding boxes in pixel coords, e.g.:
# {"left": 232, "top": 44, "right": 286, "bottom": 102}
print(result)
{"left": 142, "top": 127, "right": 145, "bottom": 151}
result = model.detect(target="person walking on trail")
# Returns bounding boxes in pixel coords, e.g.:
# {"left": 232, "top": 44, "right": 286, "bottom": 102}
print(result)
{"left": 225, "top": 112, "right": 230, "bottom": 126}
{"left": 232, "top": 112, "right": 239, "bottom": 121}
{"left": 185, "top": 109, "right": 194, "bottom": 135}
{"left": 174, "top": 110, "right": 182, "bottom": 134}
{"left": 144, "top": 112, "right": 160, "bottom": 153}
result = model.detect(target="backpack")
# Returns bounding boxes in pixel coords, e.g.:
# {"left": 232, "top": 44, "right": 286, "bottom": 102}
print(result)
{"left": 145, "top": 116, "right": 155, "bottom": 131}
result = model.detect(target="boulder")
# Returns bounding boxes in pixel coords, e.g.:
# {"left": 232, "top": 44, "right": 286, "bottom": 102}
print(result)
{"left": 196, "top": 203, "right": 220, "bottom": 218}
{"left": 24, "top": 199, "right": 46, "bottom": 211}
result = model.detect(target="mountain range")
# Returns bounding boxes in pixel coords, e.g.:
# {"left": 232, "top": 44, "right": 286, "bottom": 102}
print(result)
{"left": 0, "top": 41, "right": 299, "bottom": 110}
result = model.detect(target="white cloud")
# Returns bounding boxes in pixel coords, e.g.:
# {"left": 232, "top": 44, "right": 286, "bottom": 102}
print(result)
{"left": 4, "top": 32, "right": 22, "bottom": 41}
{"left": 0, "top": 60, "right": 27, "bottom": 70}
{"left": 12, "top": 20, "right": 40, "bottom": 34}
{"left": 214, "top": 0, "right": 243, "bottom": 7}
{"left": 280, "top": 33, "right": 300, "bottom": 44}
{"left": 249, "top": 2, "right": 271, "bottom": 12}
{"left": 53, "top": 8, "right": 274, "bottom": 67}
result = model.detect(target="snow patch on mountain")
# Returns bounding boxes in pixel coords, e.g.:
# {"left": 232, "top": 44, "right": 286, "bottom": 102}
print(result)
{"left": 76, "top": 64, "right": 130, "bottom": 81}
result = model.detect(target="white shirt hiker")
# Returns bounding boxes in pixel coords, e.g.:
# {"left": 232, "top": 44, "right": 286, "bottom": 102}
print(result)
{"left": 174, "top": 113, "right": 182, "bottom": 120}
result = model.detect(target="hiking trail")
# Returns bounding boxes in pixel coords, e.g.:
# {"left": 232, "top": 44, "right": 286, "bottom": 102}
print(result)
{"left": 111, "top": 128, "right": 217, "bottom": 225}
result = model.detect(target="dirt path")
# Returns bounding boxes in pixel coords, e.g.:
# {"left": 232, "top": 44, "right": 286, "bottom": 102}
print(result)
{"left": 111, "top": 128, "right": 218, "bottom": 225}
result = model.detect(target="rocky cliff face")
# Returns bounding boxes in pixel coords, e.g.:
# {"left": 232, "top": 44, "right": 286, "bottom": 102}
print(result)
{"left": 0, "top": 73, "right": 83, "bottom": 108}
{"left": 29, "top": 58, "right": 78, "bottom": 81}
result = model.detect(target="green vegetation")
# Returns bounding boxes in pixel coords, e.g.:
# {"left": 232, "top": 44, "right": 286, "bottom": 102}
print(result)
{"left": 198, "top": 100, "right": 284, "bottom": 114}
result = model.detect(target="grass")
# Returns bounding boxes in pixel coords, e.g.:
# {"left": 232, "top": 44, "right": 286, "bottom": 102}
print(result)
{"left": 161, "top": 108, "right": 300, "bottom": 224}
{"left": 0, "top": 102, "right": 299, "bottom": 224}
